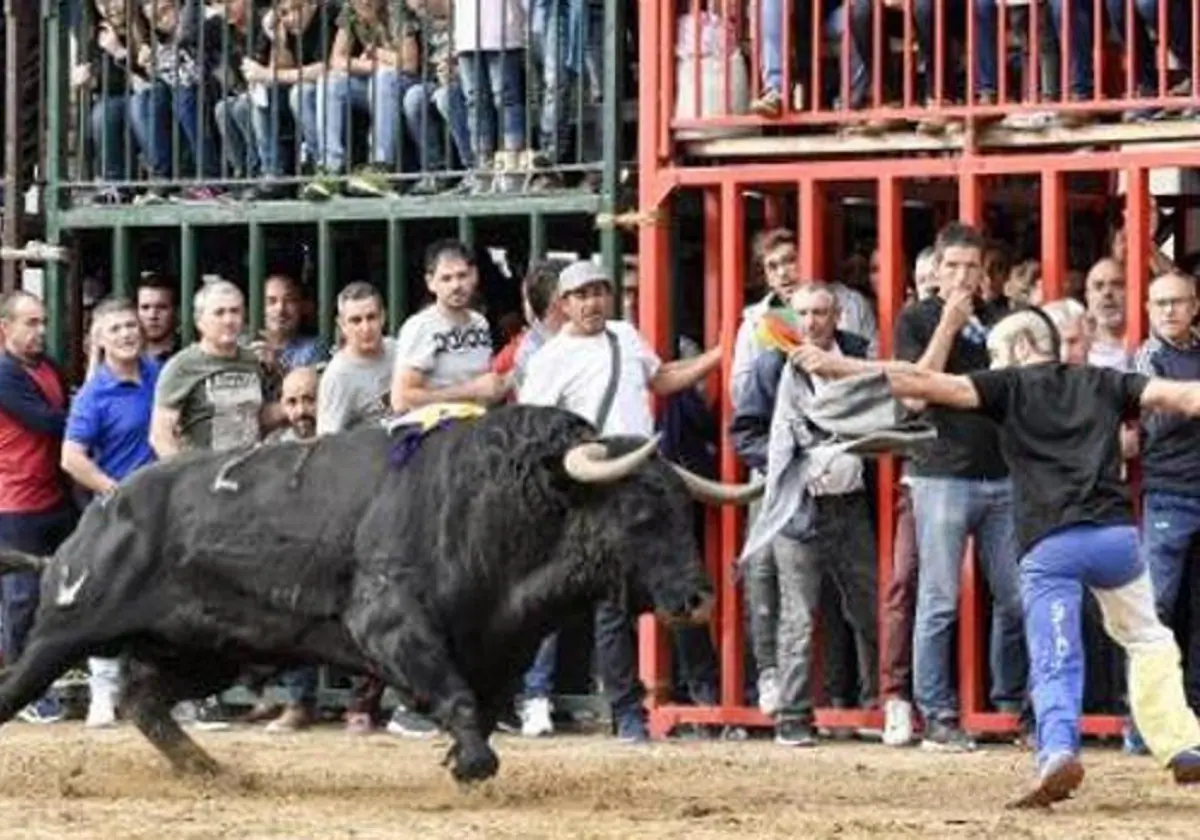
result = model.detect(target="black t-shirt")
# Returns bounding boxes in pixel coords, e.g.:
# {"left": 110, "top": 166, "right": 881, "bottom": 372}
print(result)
{"left": 893, "top": 296, "right": 1011, "bottom": 479}
{"left": 968, "top": 363, "right": 1149, "bottom": 556}
{"left": 292, "top": 1, "right": 342, "bottom": 66}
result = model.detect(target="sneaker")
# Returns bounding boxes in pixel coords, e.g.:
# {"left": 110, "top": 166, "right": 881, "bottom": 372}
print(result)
{"left": 757, "top": 668, "right": 780, "bottom": 717}
{"left": 520, "top": 696, "right": 554, "bottom": 738}
{"left": 18, "top": 696, "right": 64, "bottom": 724}
{"left": 775, "top": 719, "right": 817, "bottom": 747}
{"left": 1170, "top": 747, "right": 1200, "bottom": 785}
{"left": 385, "top": 705, "right": 438, "bottom": 739}
{"left": 85, "top": 691, "right": 118, "bottom": 729}
{"left": 616, "top": 711, "right": 649, "bottom": 743}
{"left": 882, "top": 697, "right": 914, "bottom": 747}
{"left": 346, "top": 165, "right": 394, "bottom": 198}
{"left": 344, "top": 711, "right": 374, "bottom": 735}
{"left": 1010, "top": 751, "right": 1085, "bottom": 809}
{"left": 749, "top": 88, "right": 783, "bottom": 118}
{"left": 1122, "top": 720, "right": 1150, "bottom": 756}
{"left": 192, "top": 696, "right": 232, "bottom": 732}
{"left": 920, "top": 719, "right": 976, "bottom": 753}
{"left": 264, "top": 704, "right": 312, "bottom": 734}
{"left": 301, "top": 170, "right": 339, "bottom": 201}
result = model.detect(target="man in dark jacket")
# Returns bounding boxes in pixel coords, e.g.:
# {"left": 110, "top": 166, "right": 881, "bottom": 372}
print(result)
{"left": 729, "top": 283, "right": 878, "bottom": 747}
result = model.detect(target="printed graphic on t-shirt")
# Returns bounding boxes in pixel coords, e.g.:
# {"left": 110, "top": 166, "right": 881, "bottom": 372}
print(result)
{"left": 206, "top": 370, "right": 263, "bottom": 451}
{"left": 432, "top": 324, "right": 492, "bottom": 356}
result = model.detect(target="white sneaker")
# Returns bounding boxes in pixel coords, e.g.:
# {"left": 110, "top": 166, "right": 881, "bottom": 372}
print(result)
{"left": 85, "top": 693, "right": 117, "bottom": 729}
{"left": 882, "top": 697, "right": 914, "bottom": 747}
{"left": 520, "top": 697, "right": 554, "bottom": 738}
{"left": 757, "top": 668, "right": 780, "bottom": 717}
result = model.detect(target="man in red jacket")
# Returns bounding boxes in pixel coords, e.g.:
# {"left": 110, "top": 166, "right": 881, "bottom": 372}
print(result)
{"left": 0, "top": 291, "right": 77, "bottom": 723}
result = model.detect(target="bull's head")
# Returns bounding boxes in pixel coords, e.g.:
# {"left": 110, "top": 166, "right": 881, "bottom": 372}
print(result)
{"left": 560, "top": 436, "right": 763, "bottom": 626}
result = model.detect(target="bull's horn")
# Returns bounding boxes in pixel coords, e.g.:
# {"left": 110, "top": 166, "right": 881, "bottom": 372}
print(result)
{"left": 0, "top": 549, "right": 48, "bottom": 575}
{"left": 563, "top": 436, "right": 661, "bottom": 484}
{"left": 670, "top": 464, "right": 765, "bottom": 505}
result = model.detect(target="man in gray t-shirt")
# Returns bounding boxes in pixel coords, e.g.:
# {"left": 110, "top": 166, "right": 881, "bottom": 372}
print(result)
{"left": 318, "top": 283, "right": 397, "bottom": 435}
{"left": 390, "top": 239, "right": 509, "bottom": 412}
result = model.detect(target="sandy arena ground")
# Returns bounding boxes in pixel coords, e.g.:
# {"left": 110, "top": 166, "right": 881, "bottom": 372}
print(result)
{"left": 0, "top": 724, "right": 1198, "bottom": 839}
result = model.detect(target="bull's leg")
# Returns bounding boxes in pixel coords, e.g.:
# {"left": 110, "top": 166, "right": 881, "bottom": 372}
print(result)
{"left": 121, "top": 656, "right": 238, "bottom": 778}
{"left": 0, "top": 637, "right": 83, "bottom": 723}
{"left": 349, "top": 604, "right": 499, "bottom": 783}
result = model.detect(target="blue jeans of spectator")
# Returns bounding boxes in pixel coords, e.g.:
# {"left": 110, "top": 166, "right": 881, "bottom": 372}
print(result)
{"left": 401, "top": 81, "right": 449, "bottom": 173}
{"left": 1141, "top": 491, "right": 1200, "bottom": 706}
{"left": 912, "top": 0, "right": 998, "bottom": 99}
{"left": 1107, "top": 0, "right": 1193, "bottom": 89}
{"left": 523, "top": 633, "right": 558, "bottom": 698}
{"left": 129, "top": 82, "right": 220, "bottom": 179}
{"left": 758, "top": 0, "right": 871, "bottom": 106}
{"left": 0, "top": 505, "right": 77, "bottom": 663}
{"left": 910, "top": 476, "right": 1026, "bottom": 723}
{"left": 90, "top": 94, "right": 131, "bottom": 182}
{"left": 288, "top": 82, "right": 321, "bottom": 168}
{"left": 1022, "top": 524, "right": 1200, "bottom": 770}
{"left": 531, "top": 0, "right": 601, "bottom": 164}
{"left": 249, "top": 86, "right": 287, "bottom": 178}
{"left": 317, "top": 69, "right": 411, "bottom": 173}
{"left": 432, "top": 81, "right": 474, "bottom": 168}
{"left": 214, "top": 92, "right": 258, "bottom": 177}
{"left": 457, "top": 50, "right": 527, "bottom": 158}
{"left": 279, "top": 667, "right": 318, "bottom": 707}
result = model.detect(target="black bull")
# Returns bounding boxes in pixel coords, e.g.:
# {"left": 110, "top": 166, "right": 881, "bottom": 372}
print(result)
{"left": 0, "top": 406, "right": 761, "bottom": 783}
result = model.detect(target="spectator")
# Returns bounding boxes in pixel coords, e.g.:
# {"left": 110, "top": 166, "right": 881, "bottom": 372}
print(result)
{"left": 1084, "top": 257, "right": 1131, "bottom": 371}
{"left": 1134, "top": 271, "right": 1200, "bottom": 712}
{"left": 60, "top": 296, "right": 160, "bottom": 729}
{"left": 252, "top": 273, "right": 328, "bottom": 401}
{"left": 894, "top": 221, "right": 1025, "bottom": 752}
{"left": 136, "top": 274, "right": 179, "bottom": 362}
{"left": 520, "top": 260, "right": 722, "bottom": 741}
{"left": 731, "top": 283, "right": 878, "bottom": 746}
{"left": 1106, "top": 0, "right": 1194, "bottom": 121}
{"left": 407, "top": 0, "right": 474, "bottom": 180}
{"left": 393, "top": 0, "right": 457, "bottom": 193}
{"left": 493, "top": 258, "right": 567, "bottom": 392}
{"left": 1042, "top": 298, "right": 1092, "bottom": 365}
{"left": 389, "top": 239, "right": 509, "bottom": 413}
{"left": 210, "top": 0, "right": 273, "bottom": 187}
{"left": 0, "top": 291, "right": 76, "bottom": 724}
{"left": 453, "top": 0, "right": 528, "bottom": 194}
{"left": 149, "top": 278, "right": 284, "bottom": 727}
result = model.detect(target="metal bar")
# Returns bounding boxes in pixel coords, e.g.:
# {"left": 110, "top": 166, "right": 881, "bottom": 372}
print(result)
{"left": 457, "top": 215, "right": 475, "bottom": 249}
{"left": 798, "top": 178, "right": 825, "bottom": 280}
{"left": 386, "top": 218, "right": 407, "bottom": 334}
{"left": 180, "top": 223, "right": 198, "bottom": 345}
{"left": 318, "top": 219, "right": 334, "bottom": 347}
{"left": 599, "top": 0, "right": 626, "bottom": 278}
{"left": 1125, "top": 167, "right": 1150, "bottom": 348}
{"left": 528, "top": 211, "right": 547, "bottom": 264}
{"left": 248, "top": 222, "right": 265, "bottom": 333}
{"left": 40, "top": 0, "right": 67, "bottom": 358}
{"left": 1040, "top": 170, "right": 1066, "bottom": 301}
{"left": 112, "top": 227, "right": 130, "bottom": 297}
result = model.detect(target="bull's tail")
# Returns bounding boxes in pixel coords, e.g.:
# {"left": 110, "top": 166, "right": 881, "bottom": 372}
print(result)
{"left": 0, "top": 549, "right": 48, "bottom": 575}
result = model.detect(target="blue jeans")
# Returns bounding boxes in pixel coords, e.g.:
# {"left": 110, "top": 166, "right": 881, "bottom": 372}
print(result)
{"left": 523, "top": 633, "right": 558, "bottom": 698}
{"left": 431, "top": 82, "right": 474, "bottom": 168}
{"left": 1022, "top": 524, "right": 1200, "bottom": 769}
{"left": 288, "top": 82, "right": 321, "bottom": 168}
{"left": 912, "top": 0, "right": 999, "bottom": 99}
{"left": 1107, "top": 0, "right": 1193, "bottom": 89}
{"left": 457, "top": 50, "right": 527, "bottom": 157}
{"left": 279, "top": 667, "right": 317, "bottom": 707}
{"left": 0, "top": 505, "right": 77, "bottom": 662}
{"left": 401, "top": 82, "right": 448, "bottom": 173}
{"left": 317, "top": 69, "right": 410, "bottom": 173}
{"left": 128, "top": 82, "right": 220, "bottom": 179}
{"left": 1140, "top": 492, "right": 1200, "bottom": 706}
{"left": 90, "top": 94, "right": 131, "bottom": 182}
{"left": 758, "top": 0, "right": 870, "bottom": 106}
{"left": 910, "top": 476, "right": 1026, "bottom": 722}
{"left": 249, "top": 86, "right": 287, "bottom": 178}
{"left": 531, "top": 0, "right": 602, "bottom": 164}
{"left": 214, "top": 92, "right": 258, "bottom": 177}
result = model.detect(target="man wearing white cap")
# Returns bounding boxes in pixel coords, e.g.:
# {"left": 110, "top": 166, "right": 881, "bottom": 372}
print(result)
{"left": 520, "top": 259, "right": 722, "bottom": 741}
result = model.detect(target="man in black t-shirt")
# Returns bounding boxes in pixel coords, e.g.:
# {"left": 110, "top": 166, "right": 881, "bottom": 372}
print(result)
{"left": 794, "top": 309, "right": 1200, "bottom": 808}
{"left": 893, "top": 222, "right": 1025, "bottom": 752}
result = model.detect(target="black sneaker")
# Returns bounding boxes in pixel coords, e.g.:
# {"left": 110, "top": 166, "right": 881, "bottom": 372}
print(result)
{"left": 921, "top": 719, "right": 976, "bottom": 753}
{"left": 775, "top": 719, "right": 816, "bottom": 747}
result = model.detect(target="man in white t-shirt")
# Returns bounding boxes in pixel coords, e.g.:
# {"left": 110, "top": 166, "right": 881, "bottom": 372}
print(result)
{"left": 390, "top": 239, "right": 510, "bottom": 413}
{"left": 519, "top": 260, "right": 722, "bottom": 741}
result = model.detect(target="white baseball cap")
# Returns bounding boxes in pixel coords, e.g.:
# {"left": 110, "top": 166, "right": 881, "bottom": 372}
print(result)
{"left": 557, "top": 260, "right": 612, "bottom": 295}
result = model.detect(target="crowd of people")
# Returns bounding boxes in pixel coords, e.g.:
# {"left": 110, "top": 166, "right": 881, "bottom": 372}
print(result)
{"left": 72, "top": 0, "right": 607, "bottom": 204}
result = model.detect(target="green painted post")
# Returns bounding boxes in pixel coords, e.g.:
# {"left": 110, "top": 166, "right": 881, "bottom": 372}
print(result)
{"left": 248, "top": 222, "right": 265, "bottom": 332}
{"left": 111, "top": 226, "right": 131, "bottom": 297}
{"left": 317, "top": 219, "right": 335, "bottom": 346}
{"left": 386, "top": 218, "right": 407, "bottom": 333}
{"left": 180, "top": 224, "right": 197, "bottom": 345}
{"left": 529, "top": 212, "right": 547, "bottom": 263}
{"left": 42, "top": 0, "right": 69, "bottom": 362}
{"left": 457, "top": 215, "right": 475, "bottom": 249}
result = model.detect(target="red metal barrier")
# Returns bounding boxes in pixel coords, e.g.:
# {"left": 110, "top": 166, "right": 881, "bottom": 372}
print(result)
{"left": 637, "top": 0, "right": 1197, "bottom": 740}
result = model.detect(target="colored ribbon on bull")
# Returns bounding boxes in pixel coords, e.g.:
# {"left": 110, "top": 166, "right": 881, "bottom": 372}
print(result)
{"left": 385, "top": 402, "right": 487, "bottom": 469}
{"left": 754, "top": 307, "right": 806, "bottom": 355}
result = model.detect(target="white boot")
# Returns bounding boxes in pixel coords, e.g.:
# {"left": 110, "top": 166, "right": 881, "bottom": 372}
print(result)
{"left": 520, "top": 696, "right": 554, "bottom": 738}
{"left": 86, "top": 656, "right": 120, "bottom": 728}
{"left": 882, "top": 697, "right": 914, "bottom": 747}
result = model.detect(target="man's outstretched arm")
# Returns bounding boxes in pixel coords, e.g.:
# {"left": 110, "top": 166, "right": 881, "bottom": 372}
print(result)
{"left": 1140, "top": 379, "right": 1200, "bottom": 417}
{"left": 791, "top": 345, "right": 981, "bottom": 410}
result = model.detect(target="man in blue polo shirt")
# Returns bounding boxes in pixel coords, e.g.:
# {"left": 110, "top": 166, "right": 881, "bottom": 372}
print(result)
{"left": 61, "top": 296, "right": 160, "bottom": 728}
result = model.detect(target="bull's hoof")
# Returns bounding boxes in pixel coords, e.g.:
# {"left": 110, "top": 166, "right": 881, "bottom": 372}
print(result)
{"left": 450, "top": 746, "right": 500, "bottom": 784}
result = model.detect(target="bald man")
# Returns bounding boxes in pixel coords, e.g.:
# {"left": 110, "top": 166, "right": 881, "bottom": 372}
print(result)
{"left": 278, "top": 366, "right": 318, "bottom": 441}
{"left": 1085, "top": 258, "right": 1131, "bottom": 370}
{"left": 794, "top": 308, "right": 1200, "bottom": 806}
